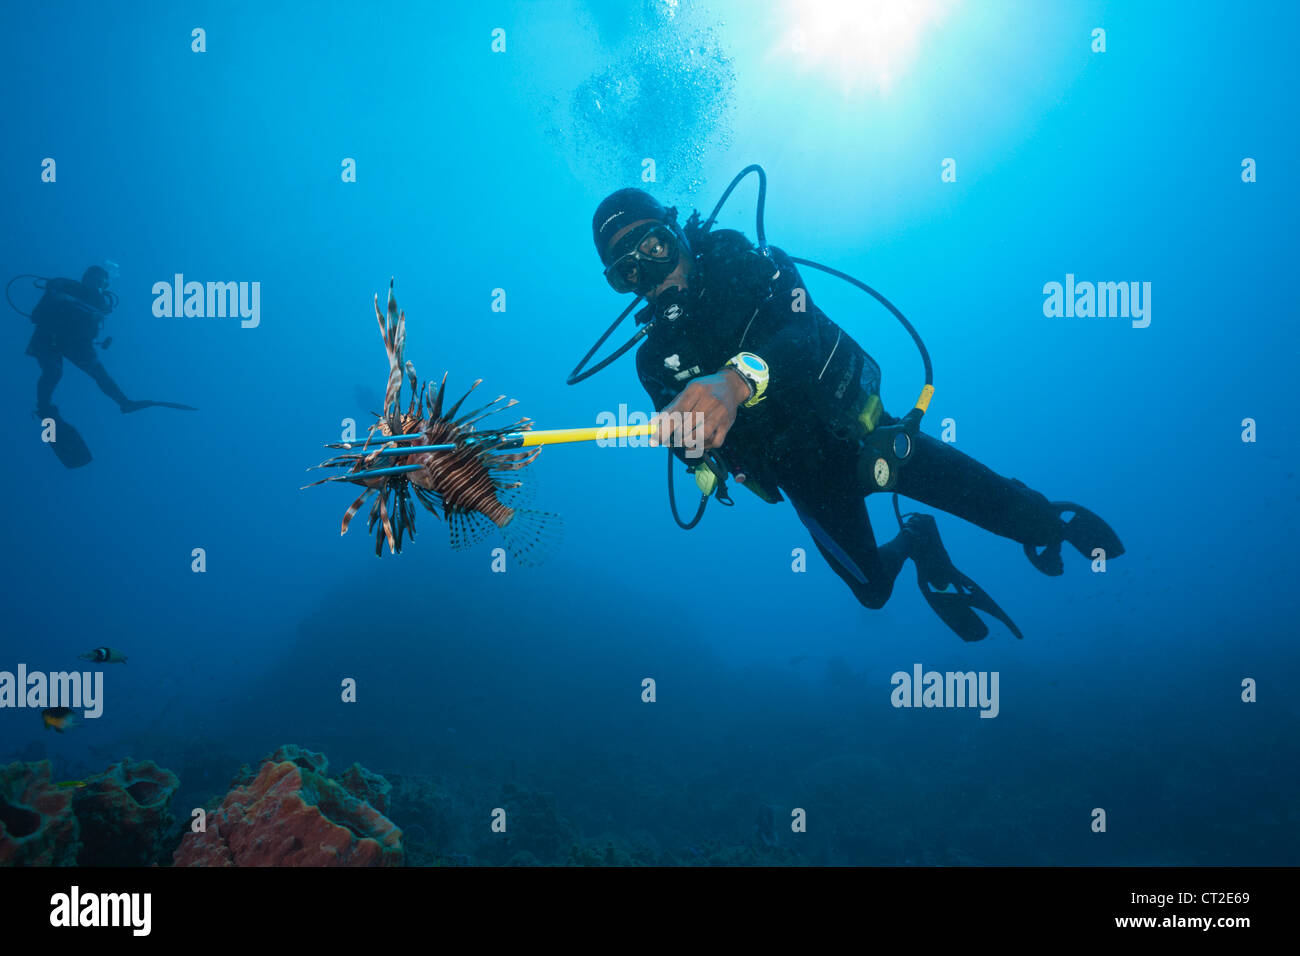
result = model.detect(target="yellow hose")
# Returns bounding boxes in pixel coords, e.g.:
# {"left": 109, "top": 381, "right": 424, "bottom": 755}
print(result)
{"left": 914, "top": 384, "right": 935, "bottom": 414}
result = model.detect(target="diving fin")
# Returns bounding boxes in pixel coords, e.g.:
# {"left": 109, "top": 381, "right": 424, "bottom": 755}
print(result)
{"left": 1023, "top": 501, "right": 1125, "bottom": 576}
{"left": 902, "top": 513, "right": 1023, "bottom": 642}
{"left": 122, "top": 399, "right": 198, "bottom": 413}
{"left": 37, "top": 408, "right": 93, "bottom": 469}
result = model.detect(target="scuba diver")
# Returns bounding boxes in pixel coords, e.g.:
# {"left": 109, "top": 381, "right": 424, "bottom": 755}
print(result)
{"left": 9, "top": 266, "right": 195, "bottom": 468}
{"left": 582, "top": 170, "right": 1124, "bottom": 641}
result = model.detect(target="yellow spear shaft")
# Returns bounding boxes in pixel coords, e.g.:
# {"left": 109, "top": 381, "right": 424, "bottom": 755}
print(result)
{"left": 514, "top": 423, "right": 657, "bottom": 447}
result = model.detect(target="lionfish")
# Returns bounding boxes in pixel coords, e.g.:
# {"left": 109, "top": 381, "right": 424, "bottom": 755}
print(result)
{"left": 307, "top": 281, "right": 560, "bottom": 564}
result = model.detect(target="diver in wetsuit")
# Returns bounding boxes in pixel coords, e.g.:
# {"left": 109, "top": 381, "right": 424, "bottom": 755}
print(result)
{"left": 26, "top": 266, "right": 151, "bottom": 417}
{"left": 14, "top": 265, "right": 196, "bottom": 468}
{"left": 590, "top": 188, "right": 1124, "bottom": 641}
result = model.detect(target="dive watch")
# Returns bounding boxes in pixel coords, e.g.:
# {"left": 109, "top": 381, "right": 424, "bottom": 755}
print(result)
{"left": 725, "top": 352, "right": 769, "bottom": 407}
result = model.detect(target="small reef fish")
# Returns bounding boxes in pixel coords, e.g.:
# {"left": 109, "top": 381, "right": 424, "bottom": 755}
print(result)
{"left": 79, "top": 647, "right": 127, "bottom": 664}
{"left": 54, "top": 780, "right": 87, "bottom": 790}
{"left": 42, "top": 707, "right": 76, "bottom": 733}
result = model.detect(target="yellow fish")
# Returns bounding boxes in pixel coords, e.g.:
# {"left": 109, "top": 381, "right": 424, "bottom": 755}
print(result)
{"left": 41, "top": 707, "right": 76, "bottom": 733}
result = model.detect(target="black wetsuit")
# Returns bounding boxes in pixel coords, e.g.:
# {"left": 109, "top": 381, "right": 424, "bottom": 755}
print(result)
{"left": 26, "top": 278, "right": 126, "bottom": 413}
{"left": 635, "top": 228, "right": 1060, "bottom": 608}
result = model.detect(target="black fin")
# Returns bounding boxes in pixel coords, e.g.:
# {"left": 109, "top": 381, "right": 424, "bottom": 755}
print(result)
{"left": 43, "top": 411, "right": 93, "bottom": 469}
{"left": 1025, "top": 501, "right": 1125, "bottom": 575}
{"left": 905, "top": 513, "right": 1023, "bottom": 642}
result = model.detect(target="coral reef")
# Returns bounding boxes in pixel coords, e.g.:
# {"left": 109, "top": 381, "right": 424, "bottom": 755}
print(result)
{"left": 341, "top": 762, "right": 392, "bottom": 816}
{"left": 2, "top": 739, "right": 960, "bottom": 868}
{"left": 74, "top": 758, "right": 180, "bottom": 866}
{"left": 165, "top": 736, "right": 250, "bottom": 810}
{"left": 267, "top": 744, "right": 329, "bottom": 775}
{"left": 173, "top": 749, "right": 402, "bottom": 867}
{"left": 480, "top": 782, "right": 577, "bottom": 865}
{"left": 0, "top": 760, "right": 80, "bottom": 865}
{"left": 384, "top": 771, "right": 469, "bottom": 866}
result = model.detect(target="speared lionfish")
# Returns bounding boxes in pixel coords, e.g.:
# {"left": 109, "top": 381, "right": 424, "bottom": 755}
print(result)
{"left": 306, "top": 280, "right": 561, "bottom": 564}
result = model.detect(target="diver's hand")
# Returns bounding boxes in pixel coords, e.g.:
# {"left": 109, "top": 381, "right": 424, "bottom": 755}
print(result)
{"left": 651, "top": 370, "right": 751, "bottom": 453}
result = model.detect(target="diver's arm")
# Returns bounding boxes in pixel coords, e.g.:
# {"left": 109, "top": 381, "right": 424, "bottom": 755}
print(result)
{"left": 723, "top": 366, "right": 754, "bottom": 402}
{"left": 46, "top": 278, "right": 93, "bottom": 306}
{"left": 45, "top": 280, "right": 109, "bottom": 315}
{"left": 636, "top": 346, "right": 745, "bottom": 456}
{"left": 737, "top": 309, "right": 822, "bottom": 405}
{"left": 650, "top": 371, "right": 749, "bottom": 452}
{"left": 733, "top": 251, "right": 833, "bottom": 405}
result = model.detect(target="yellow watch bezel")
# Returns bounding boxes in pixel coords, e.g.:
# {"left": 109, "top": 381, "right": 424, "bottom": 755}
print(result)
{"left": 726, "top": 352, "right": 769, "bottom": 407}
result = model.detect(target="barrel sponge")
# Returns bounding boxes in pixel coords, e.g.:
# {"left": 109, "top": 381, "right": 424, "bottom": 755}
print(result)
{"left": 174, "top": 753, "right": 402, "bottom": 867}
{"left": 0, "top": 760, "right": 80, "bottom": 866}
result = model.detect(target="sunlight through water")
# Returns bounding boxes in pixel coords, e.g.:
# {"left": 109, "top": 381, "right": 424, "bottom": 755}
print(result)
{"left": 776, "top": 0, "right": 959, "bottom": 95}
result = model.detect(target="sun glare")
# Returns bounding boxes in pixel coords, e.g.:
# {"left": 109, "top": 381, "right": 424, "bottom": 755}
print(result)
{"left": 778, "top": 0, "right": 957, "bottom": 95}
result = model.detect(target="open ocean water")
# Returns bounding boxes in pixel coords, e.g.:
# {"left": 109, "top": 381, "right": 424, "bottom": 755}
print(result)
{"left": 1, "top": 0, "right": 1296, "bottom": 873}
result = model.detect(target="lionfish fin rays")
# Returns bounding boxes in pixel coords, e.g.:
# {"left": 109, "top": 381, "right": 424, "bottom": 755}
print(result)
{"left": 375, "top": 283, "right": 407, "bottom": 419}
{"left": 492, "top": 446, "right": 542, "bottom": 470}
{"left": 490, "top": 448, "right": 543, "bottom": 508}
{"left": 398, "top": 487, "right": 417, "bottom": 551}
{"left": 447, "top": 510, "right": 496, "bottom": 552}
{"left": 386, "top": 279, "right": 403, "bottom": 358}
{"left": 316, "top": 281, "right": 560, "bottom": 562}
{"left": 428, "top": 371, "right": 449, "bottom": 419}
{"left": 413, "top": 484, "right": 444, "bottom": 516}
{"left": 442, "top": 379, "right": 483, "bottom": 422}
{"left": 375, "top": 489, "right": 397, "bottom": 555}
{"left": 404, "top": 361, "right": 420, "bottom": 416}
{"left": 493, "top": 475, "right": 535, "bottom": 510}
{"left": 341, "top": 488, "right": 372, "bottom": 535}
{"left": 499, "top": 510, "right": 563, "bottom": 567}
{"left": 454, "top": 395, "right": 512, "bottom": 429}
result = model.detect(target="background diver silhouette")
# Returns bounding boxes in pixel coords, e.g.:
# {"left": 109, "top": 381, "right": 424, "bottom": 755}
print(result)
{"left": 11, "top": 265, "right": 196, "bottom": 468}
{"left": 590, "top": 187, "right": 1125, "bottom": 641}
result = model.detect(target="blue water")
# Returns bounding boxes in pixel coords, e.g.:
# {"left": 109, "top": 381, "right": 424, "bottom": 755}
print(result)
{"left": 2, "top": 0, "right": 1296, "bottom": 865}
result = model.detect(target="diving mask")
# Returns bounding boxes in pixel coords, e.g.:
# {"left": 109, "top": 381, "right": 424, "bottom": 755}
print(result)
{"left": 603, "top": 223, "right": 681, "bottom": 294}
